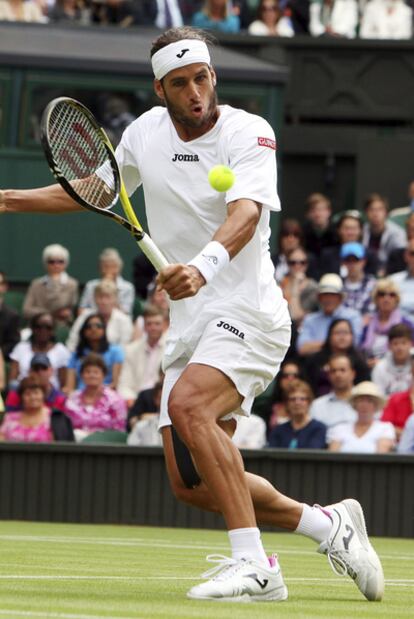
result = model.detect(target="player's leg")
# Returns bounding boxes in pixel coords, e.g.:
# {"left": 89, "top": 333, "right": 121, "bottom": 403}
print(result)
{"left": 166, "top": 363, "right": 288, "bottom": 602}
{"left": 162, "top": 425, "right": 384, "bottom": 601}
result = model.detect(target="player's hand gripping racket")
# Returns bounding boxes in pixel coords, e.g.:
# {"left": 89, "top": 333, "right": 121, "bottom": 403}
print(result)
{"left": 40, "top": 97, "right": 168, "bottom": 272}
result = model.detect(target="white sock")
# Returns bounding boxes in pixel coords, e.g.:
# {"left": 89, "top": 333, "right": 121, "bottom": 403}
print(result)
{"left": 294, "top": 504, "right": 333, "bottom": 544}
{"left": 228, "top": 527, "right": 268, "bottom": 565}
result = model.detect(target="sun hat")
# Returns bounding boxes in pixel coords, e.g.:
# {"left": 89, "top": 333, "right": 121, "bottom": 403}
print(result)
{"left": 318, "top": 273, "right": 343, "bottom": 295}
{"left": 349, "top": 381, "right": 386, "bottom": 409}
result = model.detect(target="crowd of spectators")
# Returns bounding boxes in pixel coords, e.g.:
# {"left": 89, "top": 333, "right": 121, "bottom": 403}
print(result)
{"left": 2, "top": 185, "right": 414, "bottom": 455}
{"left": 0, "top": 0, "right": 414, "bottom": 40}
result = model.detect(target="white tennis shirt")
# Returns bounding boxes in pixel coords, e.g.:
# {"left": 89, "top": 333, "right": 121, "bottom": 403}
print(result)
{"left": 115, "top": 105, "right": 289, "bottom": 367}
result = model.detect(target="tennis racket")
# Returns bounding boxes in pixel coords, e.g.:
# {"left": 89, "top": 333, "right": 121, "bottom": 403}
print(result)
{"left": 40, "top": 97, "right": 168, "bottom": 272}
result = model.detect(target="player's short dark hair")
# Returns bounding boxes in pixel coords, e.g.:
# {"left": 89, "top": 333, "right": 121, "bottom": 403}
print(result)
{"left": 150, "top": 27, "right": 216, "bottom": 58}
{"left": 388, "top": 323, "right": 413, "bottom": 341}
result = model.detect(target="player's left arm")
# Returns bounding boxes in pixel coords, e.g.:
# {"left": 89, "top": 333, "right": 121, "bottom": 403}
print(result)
{"left": 157, "top": 198, "right": 261, "bottom": 301}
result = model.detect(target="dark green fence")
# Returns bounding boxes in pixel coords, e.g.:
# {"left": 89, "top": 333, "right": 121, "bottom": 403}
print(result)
{"left": 0, "top": 443, "right": 412, "bottom": 538}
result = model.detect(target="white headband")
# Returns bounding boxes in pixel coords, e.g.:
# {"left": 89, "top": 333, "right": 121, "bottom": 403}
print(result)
{"left": 152, "top": 39, "right": 211, "bottom": 81}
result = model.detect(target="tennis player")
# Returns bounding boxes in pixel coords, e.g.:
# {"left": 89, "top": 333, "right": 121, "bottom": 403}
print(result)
{"left": 0, "top": 27, "right": 383, "bottom": 604}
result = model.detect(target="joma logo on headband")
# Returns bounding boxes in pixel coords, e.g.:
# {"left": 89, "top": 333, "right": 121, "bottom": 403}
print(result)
{"left": 176, "top": 49, "right": 190, "bottom": 59}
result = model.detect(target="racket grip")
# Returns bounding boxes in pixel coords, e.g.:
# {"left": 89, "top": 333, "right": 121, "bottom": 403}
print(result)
{"left": 137, "top": 232, "right": 169, "bottom": 272}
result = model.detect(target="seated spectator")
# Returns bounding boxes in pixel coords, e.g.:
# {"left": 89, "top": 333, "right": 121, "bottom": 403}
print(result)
{"left": 304, "top": 318, "right": 371, "bottom": 396}
{"left": 6, "top": 353, "right": 66, "bottom": 412}
{"left": 248, "top": 0, "right": 294, "bottom": 36}
{"left": 268, "top": 379, "right": 327, "bottom": 449}
{"left": 192, "top": 0, "right": 241, "bottom": 32}
{"left": 302, "top": 192, "right": 337, "bottom": 261}
{"left": 232, "top": 414, "right": 267, "bottom": 449}
{"left": 328, "top": 381, "right": 395, "bottom": 453}
{"left": 133, "top": 278, "right": 170, "bottom": 340}
{"left": 0, "top": 271, "right": 20, "bottom": 360}
{"left": 269, "top": 359, "right": 303, "bottom": 430}
{"left": 372, "top": 324, "right": 413, "bottom": 397}
{"left": 310, "top": 353, "right": 357, "bottom": 428}
{"left": 397, "top": 413, "right": 414, "bottom": 453}
{"left": 0, "top": 348, "right": 4, "bottom": 392}
{"left": 127, "top": 372, "right": 164, "bottom": 433}
{"left": 0, "top": 376, "right": 74, "bottom": 443}
{"left": 64, "top": 354, "right": 127, "bottom": 442}
{"left": 340, "top": 242, "right": 376, "bottom": 321}
{"left": 67, "top": 280, "right": 133, "bottom": 352}
{"left": 279, "top": 247, "right": 318, "bottom": 326}
{"left": 381, "top": 351, "right": 414, "bottom": 441}
{"left": 23, "top": 244, "right": 79, "bottom": 326}
{"left": 312, "top": 210, "right": 378, "bottom": 281}
{"left": 390, "top": 238, "right": 414, "bottom": 317}
{"left": 387, "top": 211, "right": 414, "bottom": 275}
{"left": 296, "top": 273, "right": 362, "bottom": 357}
{"left": 272, "top": 218, "right": 304, "bottom": 283}
{"left": 309, "top": 0, "right": 359, "bottom": 38}
{"left": 118, "top": 305, "right": 167, "bottom": 406}
{"left": 362, "top": 193, "right": 406, "bottom": 277}
{"left": 8, "top": 313, "right": 70, "bottom": 390}
{"left": 78, "top": 248, "right": 134, "bottom": 316}
{"left": 361, "top": 279, "right": 414, "bottom": 368}
{"left": 288, "top": 0, "right": 310, "bottom": 33}
{"left": 360, "top": 0, "right": 412, "bottom": 40}
{"left": 0, "top": 0, "right": 45, "bottom": 22}
{"left": 48, "top": 0, "right": 87, "bottom": 23}
{"left": 65, "top": 313, "right": 124, "bottom": 392}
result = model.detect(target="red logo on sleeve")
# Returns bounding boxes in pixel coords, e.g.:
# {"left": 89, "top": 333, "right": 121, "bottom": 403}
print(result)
{"left": 258, "top": 137, "right": 276, "bottom": 150}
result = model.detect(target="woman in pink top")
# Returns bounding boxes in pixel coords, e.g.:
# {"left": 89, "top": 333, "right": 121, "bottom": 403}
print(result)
{"left": 64, "top": 353, "right": 127, "bottom": 440}
{"left": 0, "top": 376, "right": 53, "bottom": 442}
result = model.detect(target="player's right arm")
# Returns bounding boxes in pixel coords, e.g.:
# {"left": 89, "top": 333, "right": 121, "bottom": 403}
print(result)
{"left": 0, "top": 184, "right": 81, "bottom": 214}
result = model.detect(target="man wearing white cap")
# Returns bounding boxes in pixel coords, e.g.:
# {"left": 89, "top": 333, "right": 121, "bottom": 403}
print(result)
{"left": 0, "top": 27, "right": 383, "bottom": 604}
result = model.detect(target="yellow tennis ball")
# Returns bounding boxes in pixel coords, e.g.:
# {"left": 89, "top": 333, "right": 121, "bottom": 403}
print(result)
{"left": 208, "top": 165, "right": 235, "bottom": 193}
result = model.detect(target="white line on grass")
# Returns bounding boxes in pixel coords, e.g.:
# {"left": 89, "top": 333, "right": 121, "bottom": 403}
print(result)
{"left": 0, "top": 535, "right": 412, "bottom": 562}
{"left": 0, "top": 611, "right": 138, "bottom": 619}
{"left": 0, "top": 575, "right": 412, "bottom": 586}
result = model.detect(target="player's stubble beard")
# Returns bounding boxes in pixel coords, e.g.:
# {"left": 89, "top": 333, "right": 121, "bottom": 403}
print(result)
{"left": 163, "top": 88, "right": 219, "bottom": 131}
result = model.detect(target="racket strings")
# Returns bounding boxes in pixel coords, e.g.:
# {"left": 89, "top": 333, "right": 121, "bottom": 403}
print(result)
{"left": 48, "top": 103, "right": 117, "bottom": 210}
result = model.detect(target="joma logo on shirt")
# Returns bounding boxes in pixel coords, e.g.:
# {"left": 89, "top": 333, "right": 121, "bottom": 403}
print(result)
{"left": 172, "top": 153, "right": 200, "bottom": 162}
{"left": 217, "top": 320, "right": 245, "bottom": 340}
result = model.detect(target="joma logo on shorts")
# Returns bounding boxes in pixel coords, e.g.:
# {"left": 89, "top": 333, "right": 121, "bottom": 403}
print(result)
{"left": 217, "top": 320, "right": 245, "bottom": 340}
{"left": 172, "top": 153, "right": 200, "bottom": 162}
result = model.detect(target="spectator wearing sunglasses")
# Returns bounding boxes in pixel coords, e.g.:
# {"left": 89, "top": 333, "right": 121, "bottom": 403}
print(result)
{"left": 361, "top": 279, "right": 414, "bottom": 368}
{"left": 248, "top": 0, "right": 294, "bottom": 36}
{"left": 340, "top": 242, "right": 376, "bottom": 322}
{"left": 279, "top": 247, "right": 318, "bottom": 326}
{"left": 272, "top": 218, "right": 304, "bottom": 283}
{"left": 390, "top": 238, "right": 414, "bottom": 317}
{"left": 22, "top": 244, "right": 78, "bottom": 326}
{"left": 269, "top": 359, "right": 303, "bottom": 431}
{"left": 8, "top": 313, "right": 70, "bottom": 390}
{"left": 64, "top": 313, "right": 124, "bottom": 393}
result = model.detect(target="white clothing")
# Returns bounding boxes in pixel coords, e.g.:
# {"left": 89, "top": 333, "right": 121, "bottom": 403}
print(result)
{"left": 232, "top": 414, "right": 267, "bottom": 449}
{"left": 389, "top": 271, "right": 414, "bottom": 316}
{"left": 327, "top": 420, "right": 396, "bottom": 453}
{"left": 159, "top": 318, "right": 291, "bottom": 429}
{"left": 127, "top": 415, "right": 163, "bottom": 446}
{"left": 155, "top": 0, "right": 183, "bottom": 28}
{"left": 66, "top": 308, "right": 133, "bottom": 352}
{"left": 0, "top": 0, "right": 45, "bottom": 22}
{"left": 360, "top": 0, "right": 413, "bottom": 39}
{"left": 118, "top": 333, "right": 166, "bottom": 401}
{"left": 310, "top": 0, "right": 359, "bottom": 38}
{"left": 116, "top": 105, "right": 288, "bottom": 370}
{"left": 310, "top": 392, "right": 357, "bottom": 428}
{"left": 248, "top": 18, "right": 294, "bottom": 37}
{"left": 9, "top": 341, "right": 70, "bottom": 389}
{"left": 371, "top": 352, "right": 412, "bottom": 396}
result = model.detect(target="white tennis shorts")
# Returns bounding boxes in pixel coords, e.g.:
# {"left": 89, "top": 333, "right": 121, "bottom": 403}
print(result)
{"left": 159, "top": 316, "right": 291, "bottom": 429}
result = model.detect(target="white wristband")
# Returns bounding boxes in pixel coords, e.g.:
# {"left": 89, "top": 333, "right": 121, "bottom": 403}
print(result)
{"left": 188, "top": 241, "right": 230, "bottom": 283}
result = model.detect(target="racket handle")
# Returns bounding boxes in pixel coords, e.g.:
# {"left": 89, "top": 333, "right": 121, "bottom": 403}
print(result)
{"left": 136, "top": 232, "right": 169, "bottom": 272}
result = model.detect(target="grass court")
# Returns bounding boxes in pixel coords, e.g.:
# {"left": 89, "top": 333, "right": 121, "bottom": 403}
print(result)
{"left": 0, "top": 520, "right": 412, "bottom": 619}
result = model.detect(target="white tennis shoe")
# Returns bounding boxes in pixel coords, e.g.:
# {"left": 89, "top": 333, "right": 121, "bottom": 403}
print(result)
{"left": 187, "top": 554, "right": 288, "bottom": 603}
{"left": 318, "top": 499, "right": 384, "bottom": 601}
